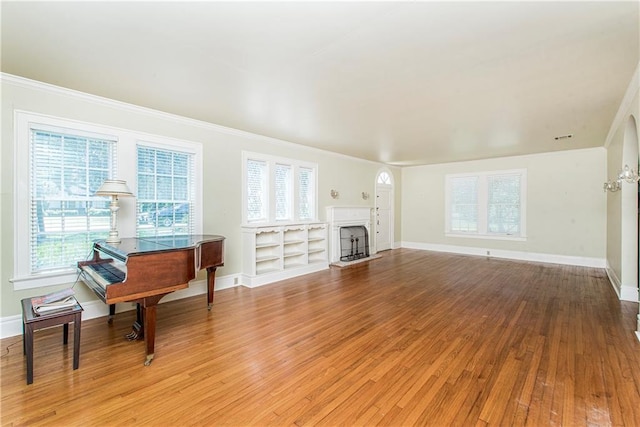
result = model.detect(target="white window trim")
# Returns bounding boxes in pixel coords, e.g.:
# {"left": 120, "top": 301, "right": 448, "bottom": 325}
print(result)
{"left": 445, "top": 169, "right": 527, "bottom": 241}
{"left": 242, "top": 151, "right": 318, "bottom": 225}
{"left": 12, "top": 110, "right": 202, "bottom": 290}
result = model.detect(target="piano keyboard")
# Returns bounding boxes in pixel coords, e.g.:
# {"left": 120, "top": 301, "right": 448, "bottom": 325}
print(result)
{"left": 81, "top": 262, "right": 126, "bottom": 288}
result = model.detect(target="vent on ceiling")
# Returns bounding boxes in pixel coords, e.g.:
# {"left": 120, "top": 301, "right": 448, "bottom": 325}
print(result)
{"left": 554, "top": 134, "right": 573, "bottom": 141}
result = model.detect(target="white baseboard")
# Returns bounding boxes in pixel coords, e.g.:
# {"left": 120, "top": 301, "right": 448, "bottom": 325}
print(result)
{"left": 606, "top": 262, "right": 622, "bottom": 298}
{"left": 606, "top": 262, "right": 639, "bottom": 302}
{"left": 0, "top": 273, "right": 241, "bottom": 339}
{"left": 620, "top": 286, "right": 639, "bottom": 302}
{"left": 401, "top": 241, "right": 606, "bottom": 268}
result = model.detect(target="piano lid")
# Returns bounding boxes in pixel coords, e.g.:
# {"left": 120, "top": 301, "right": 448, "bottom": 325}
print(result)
{"left": 94, "top": 235, "right": 225, "bottom": 259}
{"left": 142, "top": 235, "right": 224, "bottom": 249}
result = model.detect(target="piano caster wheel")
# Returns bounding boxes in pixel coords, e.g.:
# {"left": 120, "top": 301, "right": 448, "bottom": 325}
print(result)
{"left": 144, "top": 354, "right": 154, "bottom": 366}
{"left": 208, "top": 304, "right": 212, "bottom": 311}
{"left": 126, "top": 323, "right": 143, "bottom": 341}
{"left": 107, "top": 316, "right": 113, "bottom": 324}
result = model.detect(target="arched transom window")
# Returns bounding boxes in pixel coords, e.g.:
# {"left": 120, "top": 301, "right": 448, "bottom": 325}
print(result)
{"left": 377, "top": 171, "right": 391, "bottom": 185}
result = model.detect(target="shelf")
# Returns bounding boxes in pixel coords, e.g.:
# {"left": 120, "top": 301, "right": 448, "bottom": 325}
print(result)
{"left": 256, "top": 242, "right": 281, "bottom": 248}
{"left": 243, "top": 222, "right": 328, "bottom": 280}
{"left": 256, "top": 255, "right": 280, "bottom": 263}
{"left": 256, "top": 267, "right": 281, "bottom": 275}
{"left": 284, "top": 262, "right": 306, "bottom": 269}
{"left": 284, "top": 251, "right": 306, "bottom": 258}
{"left": 283, "top": 239, "right": 305, "bottom": 245}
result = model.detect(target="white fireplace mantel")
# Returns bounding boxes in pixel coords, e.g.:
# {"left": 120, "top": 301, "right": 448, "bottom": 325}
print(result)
{"left": 326, "top": 206, "right": 373, "bottom": 263}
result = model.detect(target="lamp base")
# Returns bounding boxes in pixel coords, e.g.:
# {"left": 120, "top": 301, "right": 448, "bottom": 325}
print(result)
{"left": 105, "top": 231, "right": 121, "bottom": 244}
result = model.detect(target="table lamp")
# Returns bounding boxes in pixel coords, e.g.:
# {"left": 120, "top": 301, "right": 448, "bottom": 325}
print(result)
{"left": 95, "top": 179, "right": 134, "bottom": 244}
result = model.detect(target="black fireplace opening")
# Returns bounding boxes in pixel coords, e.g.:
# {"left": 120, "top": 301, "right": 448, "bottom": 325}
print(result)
{"left": 339, "top": 226, "right": 370, "bottom": 262}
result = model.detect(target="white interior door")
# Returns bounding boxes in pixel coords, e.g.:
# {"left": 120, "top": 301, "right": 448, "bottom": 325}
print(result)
{"left": 376, "top": 187, "right": 392, "bottom": 251}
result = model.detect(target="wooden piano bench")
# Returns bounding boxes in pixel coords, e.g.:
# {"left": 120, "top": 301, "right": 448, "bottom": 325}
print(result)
{"left": 21, "top": 297, "right": 83, "bottom": 385}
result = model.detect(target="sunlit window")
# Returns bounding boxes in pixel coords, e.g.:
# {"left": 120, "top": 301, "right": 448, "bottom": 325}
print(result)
{"left": 445, "top": 169, "right": 526, "bottom": 239}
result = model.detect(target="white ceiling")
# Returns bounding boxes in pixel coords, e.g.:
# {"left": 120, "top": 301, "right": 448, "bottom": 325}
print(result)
{"left": 2, "top": 1, "right": 638, "bottom": 166}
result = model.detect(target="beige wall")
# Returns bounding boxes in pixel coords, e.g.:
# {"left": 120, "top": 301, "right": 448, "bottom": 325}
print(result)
{"left": 0, "top": 76, "right": 401, "bottom": 317}
{"left": 604, "top": 73, "right": 639, "bottom": 300}
{"left": 401, "top": 148, "right": 607, "bottom": 260}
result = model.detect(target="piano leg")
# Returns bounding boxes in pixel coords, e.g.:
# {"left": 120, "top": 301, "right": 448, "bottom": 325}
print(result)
{"left": 206, "top": 266, "right": 218, "bottom": 310}
{"left": 140, "top": 294, "right": 165, "bottom": 366}
{"left": 108, "top": 304, "right": 116, "bottom": 324}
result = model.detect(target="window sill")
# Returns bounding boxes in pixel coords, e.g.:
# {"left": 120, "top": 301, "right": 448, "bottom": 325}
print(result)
{"left": 445, "top": 232, "right": 527, "bottom": 242}
{"left": 10, "top": 269, "right": 80, "bottom": 291}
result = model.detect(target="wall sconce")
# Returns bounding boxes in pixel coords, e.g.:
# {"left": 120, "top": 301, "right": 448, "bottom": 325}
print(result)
{"left": 362, "top": 192, "right": 369, "bottom": 200}
{"left": 330, "top": 189, "right": 339, "bottom": 199}
{"left": 603, "top": 164, "right": 640, "bottom": 192}
{"left": 619, "top": 164, "right": 640, "bottom": 184}
{"left": 95, "top": 179, "right": 134, "bottom": 244}
{"left": 603, "top": 180, "right": 622, "bottom": 192}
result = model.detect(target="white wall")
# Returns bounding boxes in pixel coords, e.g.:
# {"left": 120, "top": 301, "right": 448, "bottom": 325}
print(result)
{"left": 604, "top": 62, "right": 639, "bottom": 303}
{"left": 0, "top": 75, "right": 401, "bottom": 323}
{"left": 401, "top": 148, "right": 607, "bottom": 266}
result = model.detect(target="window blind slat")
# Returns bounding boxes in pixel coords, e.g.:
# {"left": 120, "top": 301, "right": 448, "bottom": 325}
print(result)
{"left": 29, "top": 129, "right": 115, "bottom": 274}
{"left": 450, "top": 176, "right": 478, "bottom": 232}
{"left": 487, "top": 175, "right": 521, "bottom": 234}
{"left": 136, "top": 145, "right": 194, "bottom": 237}
{"left": 298, "top": 167, "right": 314, "bottom": 220}
{"left": 275, "top": 164, "right": 291, "bottom": 221}
{"left": 247, "top": 159, "right": 267, "bottom": 222}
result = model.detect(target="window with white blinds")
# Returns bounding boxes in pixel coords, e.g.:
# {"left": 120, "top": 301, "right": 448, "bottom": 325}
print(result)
{"left": 29, "top": 128, "right": 116, "bottom": 273}
{"left": 136, "top": 145, "right": 195, "bottom": 237}
{"left": 243, "top": 152, "right": 317, "bottom": 224}
{"left": 247, "top": 159, "right": 267, "bottom": 222}
{"left": 298, "top": 167, "right": 314, "bottom": 221}
{"left": 487, "top": 174, "right": 521, "bottom": 235}
{"left": 275, "top": 164, "right": 292, "bottom": 221}
{"left": 445, "top": 169, "right": 526, "bottom": 239}
{"left": 449, "top": 176, "right": 478, "bottom": 233}
{"left": 13, "top": 111, "right": 203, "bottom": 290}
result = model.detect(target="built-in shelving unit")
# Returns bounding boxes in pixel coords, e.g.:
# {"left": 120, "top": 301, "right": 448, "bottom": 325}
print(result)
{"left": 254, "top": 227, "right": 282, "bottom": 275}
{"left": 242, "top": 223, "right": 328, "bottom": 287}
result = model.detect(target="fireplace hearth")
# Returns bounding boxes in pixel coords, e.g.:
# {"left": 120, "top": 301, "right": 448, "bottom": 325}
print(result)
{"left": 339, "top": 226, "right": 370, "bottom": 262}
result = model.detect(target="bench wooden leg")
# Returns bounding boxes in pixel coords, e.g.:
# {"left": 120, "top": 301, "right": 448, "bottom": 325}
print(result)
{"left": 25, "top": 324, "right": 34, "bottom": 385}
{"left": 73, "top": 313, "right": 81, "bottom": 370}
{"left": 63, "top": 323, "right": 69, "bottom": 345}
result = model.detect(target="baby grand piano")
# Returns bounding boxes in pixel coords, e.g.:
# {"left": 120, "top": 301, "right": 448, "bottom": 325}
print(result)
{"left": 78, "top": 235, "right": 224, "bottom": 365}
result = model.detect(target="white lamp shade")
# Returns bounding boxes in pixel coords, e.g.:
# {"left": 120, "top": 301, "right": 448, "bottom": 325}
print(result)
{"left": 95, "top": 179, "right": 133, "bottom": 197}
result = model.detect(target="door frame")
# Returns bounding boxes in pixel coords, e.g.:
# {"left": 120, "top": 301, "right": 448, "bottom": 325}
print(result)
{"left": 375, "top": 168, "right": 395, "bottom": 252}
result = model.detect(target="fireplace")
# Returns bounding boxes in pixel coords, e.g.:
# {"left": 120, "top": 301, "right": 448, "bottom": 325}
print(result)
{"left": 326, "top": 206, "right": 373, "bottom": 264}
{"left": 339, "top": 226, "right": 370, "bottom": 261}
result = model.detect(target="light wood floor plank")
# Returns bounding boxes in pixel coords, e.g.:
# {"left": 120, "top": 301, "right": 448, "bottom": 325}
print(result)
{"left": 2, "top": 249, "right": 639, "bottom": 426}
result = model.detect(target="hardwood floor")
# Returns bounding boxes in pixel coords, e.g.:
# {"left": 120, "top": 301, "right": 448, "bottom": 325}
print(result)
{"left": 2, "top": 249, "right": 639, "bottom": 426}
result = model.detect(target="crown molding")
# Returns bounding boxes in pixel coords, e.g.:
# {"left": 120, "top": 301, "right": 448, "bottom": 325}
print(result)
{"left": 1, "top": 72, "right": 385, "bottom": 167}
